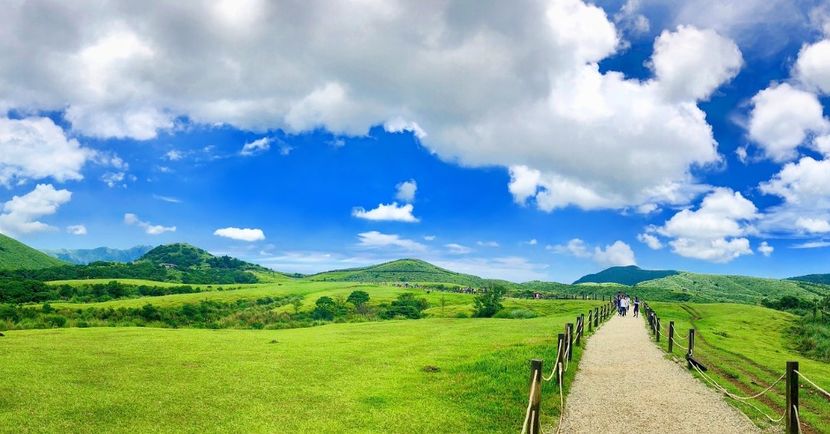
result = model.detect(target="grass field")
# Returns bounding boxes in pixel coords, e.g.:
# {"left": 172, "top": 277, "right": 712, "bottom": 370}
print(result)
{"left": 46, "top": 278, "right": 260, "bottom": 290}
{"left": 0, "top": 300, "right": 602, "bottom": 433}
{"left": 648, "top": 302, "right": 830, "bottom": 432}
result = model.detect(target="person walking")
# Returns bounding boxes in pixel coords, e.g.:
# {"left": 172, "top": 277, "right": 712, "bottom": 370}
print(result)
{"left": 633, "top": 297, "right": 640, "bottom": 318}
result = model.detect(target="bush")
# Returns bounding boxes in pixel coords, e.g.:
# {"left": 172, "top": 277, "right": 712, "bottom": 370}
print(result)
{"left": 380, "top": 293, "right": 429, "bottom": 319}
{"left": 473, "top": 285, "right": 506, "bottom": 318}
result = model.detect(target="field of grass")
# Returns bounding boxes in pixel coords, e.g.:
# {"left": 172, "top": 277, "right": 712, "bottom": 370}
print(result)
{"left": 0, "top": 300, "right": 602, "bottom": 433}
{"left": 45, "top": 278, "right": 259, "bottom": 290}
{"left": 648, "top": 302, "right": 830, "bottom": 432}
{"left": 639, "top": 273, "right": 830, "bottom": 304}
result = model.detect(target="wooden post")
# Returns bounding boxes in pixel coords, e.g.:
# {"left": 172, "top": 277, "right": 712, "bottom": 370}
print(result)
{"left": 555, "top": 333, "right": 565, "bottom": 384}
{"left": 656, "top": 317, "right": 661, "bottom": 342}
{"left": 588, "top": 310, "right": 593, "bottom": 331}
{"left": 567, "top": 323, "right": 574, "bottom": 361}
{"left": 576, "top": 315, "right": 583, "bottom": 346}
{"left": 594, "top": 308, "right": 599, "bottom": 328}
{"left": 668, "top": 321, "right": 674, "bottom": 353}
{"left": 687, "top": 329, "right": 695, "bottom": 368}
{"left": 785, "top": 361, "right": 799, "bottom": 434}
{"left": 528, "top": 359, "right": 543, "bottom": 434}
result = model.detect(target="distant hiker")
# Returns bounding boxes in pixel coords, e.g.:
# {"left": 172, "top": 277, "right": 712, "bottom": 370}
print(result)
{"left": 633, "top": 297, "right": 640, "bottom": 317}
{"left": 620, "top": 296, "right": 628, "bottom": 316}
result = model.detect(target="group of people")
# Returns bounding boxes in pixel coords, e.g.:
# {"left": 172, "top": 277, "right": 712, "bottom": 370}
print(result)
{"left": 613, "top": 293, "right": 640, "bottom": 317}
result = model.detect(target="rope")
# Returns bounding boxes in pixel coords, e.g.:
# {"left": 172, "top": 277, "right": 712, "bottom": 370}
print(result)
{"left": 556, "top": 362, "right": 564, "bottom": 434}
{"left": 670, "top": 336, "right": 688, "bottom": 351}
{"left": 542, "top": 344, "right": 563, "bottom": 382}
{"left": 520, "top": 370, "right": 539, "bottom": 434}
{"left": 690, "top": 363, "right": 786, "bottom": 423}
{"left": 794, "top": 405, "right": 802, "bottom": 434}
{"left": 795, "top": 370, "right": 830, "bottom": 399}
{"left": 563, "top": 341, "right": 571, "bottom": 373}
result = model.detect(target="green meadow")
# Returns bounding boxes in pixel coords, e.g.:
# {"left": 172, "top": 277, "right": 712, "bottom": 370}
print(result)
{"left": 648, "top": 302, "right": 830, "bottom": 432}
{"left": 0, "top": 300, "right": 600, "bottom": 433}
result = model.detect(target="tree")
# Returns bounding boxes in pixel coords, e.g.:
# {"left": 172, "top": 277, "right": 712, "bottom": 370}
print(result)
{"left": 381, "top": 293, "right": 429, "bottom": 319}
{"left": 347, "top": 290, "right": 370, "bottom": 314}
{"left": 473, "top": 285, "right": 506, "bottom": 318}
{"left": 312, "top": 296, "right": 337, "bottom": 320}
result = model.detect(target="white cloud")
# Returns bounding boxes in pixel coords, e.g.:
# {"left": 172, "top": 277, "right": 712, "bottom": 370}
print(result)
{"left": 525, "top": 239, "right": 538, "bottom": 246}
{"left": 758, "top": 241, "right": 774, "bottom": 257}
{"left": 747, "top": 83, "right": 828, "bottom": 161}
{"left": 101, "top": 172, "right": 126, "bottom": 188}
{"left": 796, "top": 39, "right": 830, "bottom": 94}
{"left": 476, "top": 240, "right": 499, "bottom": 248}
{"left": 548, "top": 238, "right": 592, "bottom": 258}
{"left": 123, "top": 212, "right": 176, "bottom": 235}
{"left": 796, "top": 217, "right": 830, "bottom": 234}
{"left": 0, "top": 2, "right": 738, "bottom": 211}
{"left": 240, "top": 137, "right": 271, "bottom": 156}
{"left": 214, "top": 227, "right": 266, "bottom": 242}
{"left": 423, "top": 235, "right": 436, "bottom": 241}
{"left": 593, "top": 241, "right": 637, "bottom": 266}
{"left": 445, "top": 243, "right": 473, "bottom": 254}
{"left": 164, "top": 150, "right": 183, "bottom": 161}
{"left": 432, "top": 256, "right": 549, "bottom": 282}
{"left": 0, "top": 184, "right": 72, "bottom": 236}
{"left": 0, "top": 117, "right": 92, "bottom": 186}
{"left": 67, "top": 224, "right": 87, "bottom": 235}
{"left": 153, "top": 194, "right": 182, "bottom": 204}
{"left": 655, "top": 188, "right": 757, "bottom": 262}
{"left": 356, "top": 231, "right": 425, "bottom": 251}
{"left": 637, "top": 232, "right": 663, "bottom": 250}
{"left": 352, "top": 202, "right": 419, "bottom": 223}
{"left": 791, "top": 240, "right": 830, "bottom": 249}
{"left": 759, "top": 157, "right": 830, "bottom": 236}
{"left": 395, "top": 180, "right": 417, "bottom": 203}
{"left": 651, "top": 25, "right": 742, "bottom": 102}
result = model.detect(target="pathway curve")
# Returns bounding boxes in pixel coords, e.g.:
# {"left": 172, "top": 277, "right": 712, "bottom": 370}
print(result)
{"left": 555, "top": 313, "right": 759, "bottom": 433}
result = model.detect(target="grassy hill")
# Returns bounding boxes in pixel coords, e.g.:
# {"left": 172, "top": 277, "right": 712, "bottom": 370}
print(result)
{"left": 0, "top": 234, "right": 65, "bottom": 270}
{"left": 46, "top": 246, "right": 153, "bottom": 264}
{"left": 788, "top": 273, "right": 830, "bottom": 285}
{"left": 636, "top": 272, "right": 830, "bottom": 304}
{"left": 573, "top": 265, "right": 678, "bottom": 285}
{"left": 305, "top": 258, "right": 498, "bottom": 287}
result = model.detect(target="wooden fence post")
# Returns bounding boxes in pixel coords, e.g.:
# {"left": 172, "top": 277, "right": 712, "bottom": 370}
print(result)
{"left": 786, "top": 361, "right": 799, "bottom": 434}
{"left": 555, "top": 333, "right": 565, "bottom": 384}
{"left": 576, "top": 315, "right": 583, "bottom": 346}
{"left": 668, "top": 321, "right": 674, "bottom": 353}
{"left": 594, "top": 308, "right": 599, "bottom": 328}
{"left": 528, "top": 359, "right": 543, "bottom": 434}
{"left": 588, "top": 310, "right": 593, "bottom": 331}
{"left": 567, "top": 323, "right": 574, "bottom": 361}
{"left": 656, "top": 317, "right": 661, "bottom": 342}
{"left": 687, "top": 329, "right": 695, "bottom": 368}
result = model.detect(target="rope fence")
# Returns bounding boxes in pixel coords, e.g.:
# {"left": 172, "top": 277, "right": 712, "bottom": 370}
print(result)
{"left": 642, "top": 302, "right": 830, "bottom": 434}
{"left": 520, "top": 296, "right": 616, "bottom": 433}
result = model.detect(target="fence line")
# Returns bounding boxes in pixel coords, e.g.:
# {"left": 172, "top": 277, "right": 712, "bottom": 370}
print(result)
{"left": 642, "top": 303, "right": 829, "bottom": 434}
{"left": 520, "top": 296, "right": 615, "bottom": 433}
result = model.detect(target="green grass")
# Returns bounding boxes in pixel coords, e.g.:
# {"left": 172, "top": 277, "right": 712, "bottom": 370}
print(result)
{"left": 45, "top": 278, "right": 257, "bottom": 289}
{"left": 638, "top": 272, "right": 830, "bottom": 304}
{"left": 647, "top": 302, "right": 830, "bottom": 432}
{"left": 0, "top": 233, "right": 65, "bottom": 270}
{"left": 0, "top": 300, "right": 603, "bottom": 433}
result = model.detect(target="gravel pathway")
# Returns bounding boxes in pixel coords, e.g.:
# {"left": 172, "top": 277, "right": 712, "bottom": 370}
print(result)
{"left": 555, "top": 314, "right": 759, "bottom": 433}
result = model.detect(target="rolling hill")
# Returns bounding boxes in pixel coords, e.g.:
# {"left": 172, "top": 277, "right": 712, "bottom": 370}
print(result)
{"left": 306, "top": 258, "right": 500, "bottom": 287}
{"left": 788, "top": 273, "right": 830, "bottom": 285}
{"left": 46, "top": 246, "right": 154, "bottom": 264}
{"left": 573, "top": 265, "right": 678, "bottom": 285}
{"left": 636, "top": 272, "right": 830, "bottom": 304}
{"left": 0, "top": 234, "right": 65, "bottom": 270}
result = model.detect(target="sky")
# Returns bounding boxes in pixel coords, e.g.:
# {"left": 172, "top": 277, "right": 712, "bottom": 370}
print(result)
{"left": 2, "top": 0, "right": 830, "bottom": 283}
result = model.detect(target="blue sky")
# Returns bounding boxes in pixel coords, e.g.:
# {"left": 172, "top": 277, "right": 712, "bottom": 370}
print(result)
{"left": 2, "top": 0, "right": 830, "bottom": 282}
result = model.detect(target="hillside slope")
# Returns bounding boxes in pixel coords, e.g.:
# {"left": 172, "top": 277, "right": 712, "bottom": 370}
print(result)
{"left": 788, "top": 273, "right": 830, "bottom": 285}
{"left": 306, "top": 259, "right": 498, "bottom": 287}
{"left": 46, "top": 246, "right": 154, "bottom": 264}
{"left": 574, "top": 265, "right": 678, "bottom": 285}
{"left": 0, "top": 234, "right": 65, "bottom": 270}
{"left": 636, "top": 272, "right": 830, "bottom": 304}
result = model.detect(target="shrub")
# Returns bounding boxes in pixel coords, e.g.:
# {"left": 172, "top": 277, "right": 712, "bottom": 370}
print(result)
{"left": 473, "top": 285, "right": 506, "bottom": 318}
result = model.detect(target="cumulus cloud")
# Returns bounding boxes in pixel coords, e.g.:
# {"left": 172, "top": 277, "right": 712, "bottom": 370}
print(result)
{"left": 240, "top": 137, "right": 271, "bottom": 156}
{"left": 0, "top": 117, "right": 92, "bottom": 186}
{"left": 0, "top": 184, "right": 72, "bottom": 236}
{"left": 0, "top": 2, "right": 739, "bottom": 211}
{"left": 66, "top": 224, "right": 87, "bottom": 235}
{"left": 593, "top": 241, "right": 637, "bottom": 266}
{"left": 423, "top": 235, "right": 436, "bottom": 241}
{"left": 395, "top": 180, "right": 417, "bottom": 203}
{"left": 747, "top": 83, "right": 828, "bottom": 162}
{"left": 637, "top": 232, "right": 663, "bottom": 250}
{"left": 445, "top": 243, "right": 473, "bottom": 254}
{"left": 124, "top": 212, "right": 176, "bottom": 235}
{"left": 758, "top": 241, "right": 774, "bottom": 257}
{"left": 477, "top": 240, "right": 499, "bottom": 248}
{"left": 653, "top": 188, "right": 757, "bottom": 262}
{"left": 352, "top": 202, "right": 419, "bottom": 222}
{"left": 796, "top": 39, "right": 830, "bottom": 93}
{"left": 548, "top": 238, "right": 592, "bottom": 258}
{"left": 356, "top": 231, "right": 425, "bottom": 251}
{"left": 214, "top": 227, "right": 266, "bottom": 242}
{"left": 759, "top": 156, "right": 830, "bottom": 236}
{"left": 164, "top": 150, "right": 183, "bottom": 161}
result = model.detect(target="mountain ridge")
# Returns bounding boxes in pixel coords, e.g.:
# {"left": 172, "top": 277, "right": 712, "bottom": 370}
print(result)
{"left": 573, "top": 265, "right": 679, "bottom": 285}
{"left": 0, "top": 233, "right": 66, "bottom": 270}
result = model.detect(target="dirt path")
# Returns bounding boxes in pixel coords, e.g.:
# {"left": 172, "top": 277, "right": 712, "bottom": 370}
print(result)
{"left": 555, "top": 313, "right": 759, "bottom": 433}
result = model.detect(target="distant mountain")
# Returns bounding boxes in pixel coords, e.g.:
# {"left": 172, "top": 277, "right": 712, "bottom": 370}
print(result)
{"left": 0, "top": 234, "right": 66, "bottom": 270}
{"left": 306, "top": 258, "right": 504, "bottom": 287}
{"left": 137, "top": 243, "right": 266, "bottom": 271}
{"left": 46, "top": 246, "right": 154, "bottom": 264}
{"left": 787, "top": 274, "right": 830, "bottom": 285}
{"left": 574, "top": 265, "right": 679, "bottom": 285}
{"left": 637, "top": 272, "right": 830, "bottom": 304}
